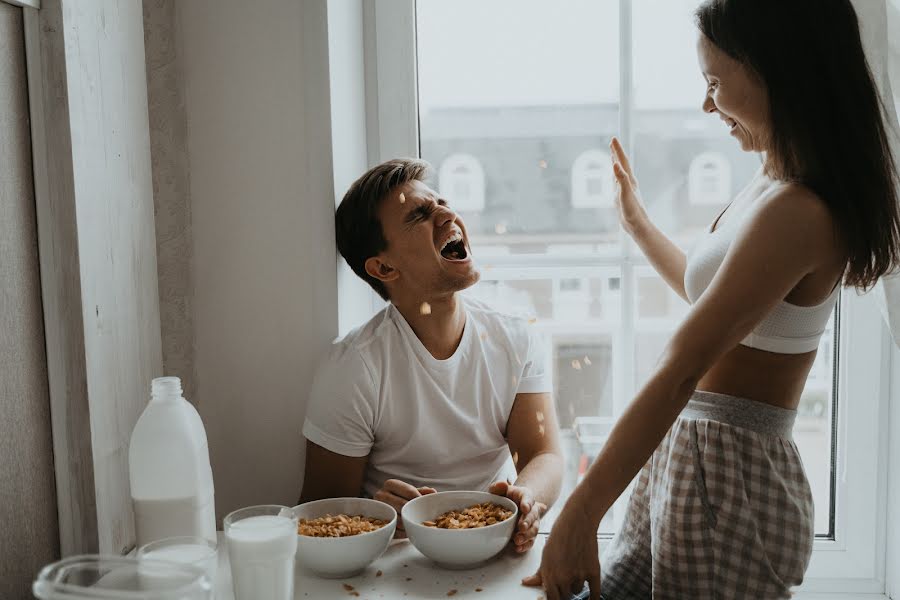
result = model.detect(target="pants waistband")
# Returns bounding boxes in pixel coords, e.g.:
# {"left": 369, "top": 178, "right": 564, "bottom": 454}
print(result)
{"left": 680, "top": 390, "right": 797, "bottom": 439}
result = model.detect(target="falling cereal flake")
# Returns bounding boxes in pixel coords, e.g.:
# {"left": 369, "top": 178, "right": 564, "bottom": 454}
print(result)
{"left": 538, "top": 424, "right": 545, "bottom": 436}
{"left": 420, "top": 302, "right": 432, "bottom": 315}
{"left": 480, "top": 331, "right": 488, "bottom": 341}
{"left": 512, "top": 451, "right": 519, "bottom": 466}
{"left": 376, "top": 570, "right": 383, "bottom": 577}
{"left": 399, "top": 192, "right": 406, "bottom": 203}
{"left": 536, "top": 411, "right": 544, "bottom": 423}
{"left": 511, "top": 375, "right": 518, "bottom": 388}
{"left": 571, "top": 359, "right": 582, "bottom": 370}
{"left": 568, "top": 402, "right": 575, "bottom": 417}
{"left": 584, "top": 356, "right": 592, "bottom": 366}
{"left": 538, "top": 159, "right": 548, "bottom": 169}
{"left": 527, "top": 317, "right": 537, "bottom": 325}
{"left": 494, "top": 222, "right": 508, "bottom": 235}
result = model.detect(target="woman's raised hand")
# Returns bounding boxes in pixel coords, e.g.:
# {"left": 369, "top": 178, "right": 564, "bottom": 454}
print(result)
{"left": 610, "top": 137, "right": 649, "bottom": 238}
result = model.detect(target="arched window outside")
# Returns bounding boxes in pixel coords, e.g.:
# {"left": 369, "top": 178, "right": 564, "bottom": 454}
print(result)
{"left": 438, "top": 153, "right": 485, "bottom": 211}
{"left": 571, "top": 150, "right": 614, "bottom": 208}
{"left": 688, "top": 152, "right": 731, "bottom": 206}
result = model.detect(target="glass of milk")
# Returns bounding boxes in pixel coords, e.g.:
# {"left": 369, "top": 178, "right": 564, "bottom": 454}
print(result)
{"left": 223, "top": 505, "right": 298, "bottom": 600}
{"left": 138, "top": 536, "right": 218, "bottom": 591}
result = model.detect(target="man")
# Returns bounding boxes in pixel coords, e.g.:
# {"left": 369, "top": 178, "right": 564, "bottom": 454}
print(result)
{"left": 300, "top": 158, "right": 563, "bottom": 553}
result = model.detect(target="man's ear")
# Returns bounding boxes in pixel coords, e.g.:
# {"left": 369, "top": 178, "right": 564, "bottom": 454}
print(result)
{"left": 364, "top": 255, "right": 399, "bottom": 283}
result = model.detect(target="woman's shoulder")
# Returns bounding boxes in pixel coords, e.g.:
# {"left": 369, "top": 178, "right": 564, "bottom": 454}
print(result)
{"left": 752, "top": 181, "right": 835, "bottom": 236}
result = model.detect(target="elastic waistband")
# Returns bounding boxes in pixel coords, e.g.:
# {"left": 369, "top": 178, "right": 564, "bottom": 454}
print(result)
{"left": 680, "top": 390, "right": 797, "bottom": 439}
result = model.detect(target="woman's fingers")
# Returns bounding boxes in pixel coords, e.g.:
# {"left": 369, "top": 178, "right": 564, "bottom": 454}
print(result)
{"left": 610, "top": 137, "right": 634, "bottom": 177}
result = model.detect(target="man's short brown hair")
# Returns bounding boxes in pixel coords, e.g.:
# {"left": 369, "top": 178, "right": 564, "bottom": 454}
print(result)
{"left": 335, "top": 158, "right": 432, "bottom": 300}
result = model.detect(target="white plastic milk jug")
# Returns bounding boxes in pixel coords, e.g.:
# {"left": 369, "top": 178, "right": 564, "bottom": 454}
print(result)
{"left": 129, "top": 376, "right": 216, "bottom": 546}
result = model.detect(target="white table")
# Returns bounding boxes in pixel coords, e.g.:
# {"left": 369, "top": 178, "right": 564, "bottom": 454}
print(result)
{"left": 214, "top": 532, "right": 571, "bottom": 600}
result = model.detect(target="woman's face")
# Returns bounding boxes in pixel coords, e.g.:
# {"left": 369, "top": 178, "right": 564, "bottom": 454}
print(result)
{"left": 696, "top": 33, "right": 771, "bottom": 154}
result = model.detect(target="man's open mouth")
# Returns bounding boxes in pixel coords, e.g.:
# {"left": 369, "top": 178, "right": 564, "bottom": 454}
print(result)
{"left": 439, "top": 232, "right": 469, "bottom": 261}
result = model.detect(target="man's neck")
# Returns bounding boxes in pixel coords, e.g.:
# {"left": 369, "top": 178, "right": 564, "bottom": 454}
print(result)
{"left": 393, "top": 293, "right": 466, "bottom": 360}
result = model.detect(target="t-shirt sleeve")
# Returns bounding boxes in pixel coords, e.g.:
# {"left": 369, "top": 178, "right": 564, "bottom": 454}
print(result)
{"left": 302, "top": 345, "right": 376, "bottom": 458}
{"left": 516, "top": 324, "right": 553, "bottom": 394}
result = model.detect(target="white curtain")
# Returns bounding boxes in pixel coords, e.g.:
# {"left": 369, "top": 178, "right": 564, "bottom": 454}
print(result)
{"left": 852, "top": 0, "right": 900, "bottom": 347}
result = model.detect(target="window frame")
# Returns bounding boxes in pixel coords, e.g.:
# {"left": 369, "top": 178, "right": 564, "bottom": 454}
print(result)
{"left": 362, "top": 0, "right": 890, "bottom": 592}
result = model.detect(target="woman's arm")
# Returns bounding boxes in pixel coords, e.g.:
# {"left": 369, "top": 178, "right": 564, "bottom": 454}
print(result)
{"left": 611, "top": 138, "right": 689, "bottom": 302}
{"left": 525, "top": 186, "right": 836, "bottom": 598}
{"left": 576, "top": 186, "right": 832, "bottom": 521}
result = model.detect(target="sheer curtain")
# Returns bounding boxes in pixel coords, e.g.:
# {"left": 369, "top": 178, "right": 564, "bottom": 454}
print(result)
{"left": 853, "top": 0, "right": 900, "bottom": 347}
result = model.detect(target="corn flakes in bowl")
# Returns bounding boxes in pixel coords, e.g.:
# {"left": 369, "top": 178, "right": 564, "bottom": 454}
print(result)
{"left": 401, "top": 491, "right": 518, "bottom": 569}
{"left": 291, "top": 498, "right": 396, "bottom": 578}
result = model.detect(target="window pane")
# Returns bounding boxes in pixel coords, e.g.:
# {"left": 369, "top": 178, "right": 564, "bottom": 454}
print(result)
{"left": 463, "top": 269, "right": 621, "bottom": 534}
{"left": 633, "top": 0, "right": 761, "bottom": 249}
{"left": 417, "top": 0, "right": 622, "bottom": 258}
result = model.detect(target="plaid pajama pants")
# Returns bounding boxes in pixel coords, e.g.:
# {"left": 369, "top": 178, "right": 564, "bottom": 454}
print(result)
{"left": 600, "top": 390, "right": 815, "bottom": 600}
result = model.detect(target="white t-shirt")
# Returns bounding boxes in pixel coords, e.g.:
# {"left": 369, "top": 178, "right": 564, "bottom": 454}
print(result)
{"left": 302, "top": 296, "right": 552, "bottom": 499}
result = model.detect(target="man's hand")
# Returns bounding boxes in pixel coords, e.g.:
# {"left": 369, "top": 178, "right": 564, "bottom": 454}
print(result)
{"left": 373, "top": 479, "right": 436, "bottom": 538}
{"left": 489, "top": 480, "right": 545, "bottom": 553}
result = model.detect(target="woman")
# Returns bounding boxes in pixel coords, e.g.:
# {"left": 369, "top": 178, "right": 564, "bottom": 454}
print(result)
{"left": 525, "top": 1, "right": 900, "bottom": 598}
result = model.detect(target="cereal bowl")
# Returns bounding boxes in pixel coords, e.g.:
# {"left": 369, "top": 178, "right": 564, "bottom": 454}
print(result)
{"left": 292, "top": 497, "right": 397, "bottom": 578}
{"left": 401, "top": 491, "right": 518, "bottom": 569}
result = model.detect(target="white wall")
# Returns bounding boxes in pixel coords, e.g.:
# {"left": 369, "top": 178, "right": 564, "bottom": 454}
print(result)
{"left": 174, "top": 0, "right": 338, "bottom": 519}
{"left": 888, "top": 344, "right": 899, "bottom": 598}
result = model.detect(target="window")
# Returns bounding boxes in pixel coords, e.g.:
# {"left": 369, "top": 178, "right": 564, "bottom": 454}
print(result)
{"left": 438, "top": 153, "right": 486, "bottom": 212}
{"left": 688, "top": 151, "right": 731, "bottom": 205}
{"left": 365, "top": 0, "right": 890, "bottom": 588}
{"left": 572, "top": 150, "right": 615, "bottom": 208}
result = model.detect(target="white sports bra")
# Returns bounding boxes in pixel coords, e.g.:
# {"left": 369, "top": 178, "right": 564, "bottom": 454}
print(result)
{"left": 684, "top": 199, "right": 840, "bottom": 355}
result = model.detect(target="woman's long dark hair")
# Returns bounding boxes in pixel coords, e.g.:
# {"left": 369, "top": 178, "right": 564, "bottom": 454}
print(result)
{"left": 696, "top": 0, "right": 900, "bottom": 289}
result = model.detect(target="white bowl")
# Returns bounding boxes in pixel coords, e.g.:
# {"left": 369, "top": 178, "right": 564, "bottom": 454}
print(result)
{"left": 292, "top": 498, "right": 397, "bottom": 578}
{"left": 401, "top": 491, "right": 518, "bottom": 569}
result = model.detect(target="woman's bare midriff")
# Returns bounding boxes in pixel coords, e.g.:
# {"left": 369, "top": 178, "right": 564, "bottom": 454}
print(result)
{"left": 696, "top": 344, "right": 818, "bottom": 410}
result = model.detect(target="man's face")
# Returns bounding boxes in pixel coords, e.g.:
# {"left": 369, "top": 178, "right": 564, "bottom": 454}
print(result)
{"left": 372, "top": 180, "right": 480, "bottom": 301}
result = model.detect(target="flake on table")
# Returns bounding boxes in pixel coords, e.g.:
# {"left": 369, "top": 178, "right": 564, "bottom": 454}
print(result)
{"left": 406, "top": 577, "right": 413, "bottom": 582}
{"left": 512, "top": 451, "right": 519, "bottom": 466}
{"left": 447, "top": 591, "right": 458, "bottom": 597}
{"left": 538, "top": 159, "right": 548, "bottom": 169}
{"left": 420, "top": 302, "right": 431, "bottom": 315}
{"left": 399, "top": 192, "right": 406, "bottom": 204}
{"left": 538, "top": 424, "right": 545, "bottom": 436}
{"left": 536, "top": 411, "right": 544, "bottom": 423}
{"left": 584, "top": 355, "right": 592, "bottom": 366}
{"left": 343, "top": 584, "right": 355, "bottom": 592}
{"left": 571, "top": 359, "right": 582, "bottom": 370}
{"left": 476, "top": 588, "right": 483, "bottom": 593}
{"left": 494, "top": 223, "right": 508, "bottom": 235}
{"left": 403, "top": 564, "right": 408, "bottom": 568}
{"left": 376, "top": 570, "right": 383, "bottom": 577}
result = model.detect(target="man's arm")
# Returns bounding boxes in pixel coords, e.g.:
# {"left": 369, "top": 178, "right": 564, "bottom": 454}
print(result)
{"left": 507, "top": 392, "right": 564, "bottom": 508}
{"left": 490, "top": 391, "right": 564, "bottom": 553}
{"left": 298, "top": 440, "right": 368, "bottom": 504}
